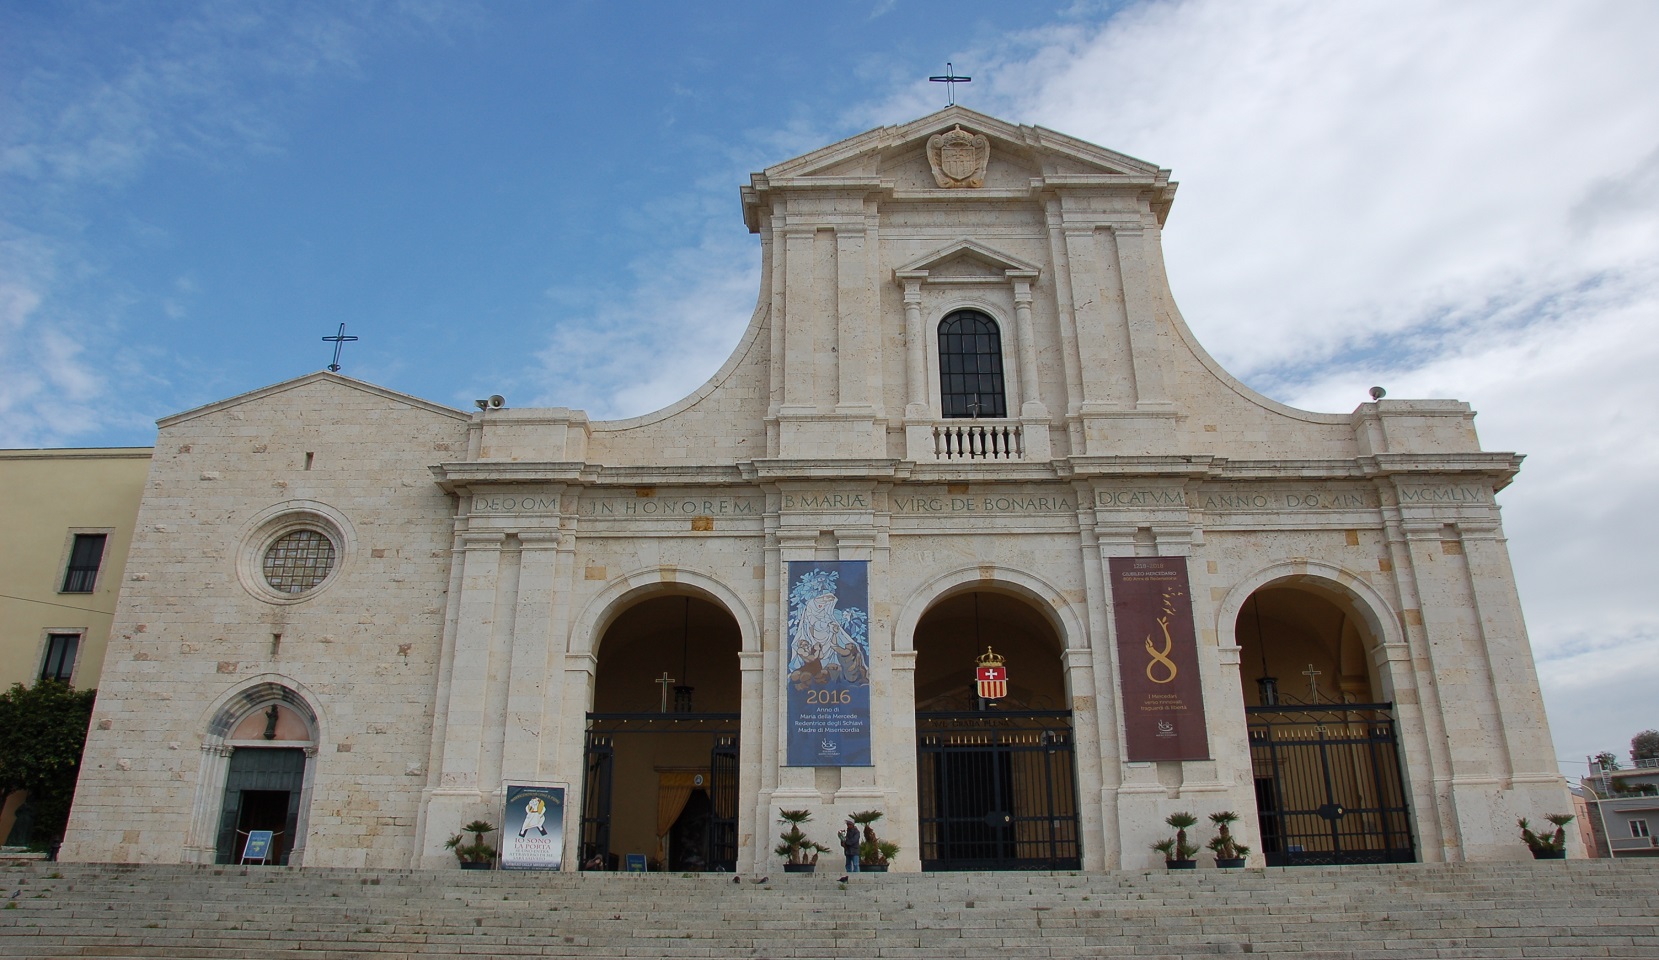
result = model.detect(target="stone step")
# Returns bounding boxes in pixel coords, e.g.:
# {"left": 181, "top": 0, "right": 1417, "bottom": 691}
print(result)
{"left": 3, "top": 860, "right": 1656, "bottom": 959}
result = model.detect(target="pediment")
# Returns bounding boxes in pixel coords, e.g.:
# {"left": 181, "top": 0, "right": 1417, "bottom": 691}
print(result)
{"left": 762, "top": 106, "right": 1166, "bottom": 182}
{"left": 158, "top": 371, "right": 469, "bottom": 427}
{"left": 894, "top": 239, "right": 1041, "bottom": 284}
{"left": 743, "top": 106, "right": 1176, "bottom": 231}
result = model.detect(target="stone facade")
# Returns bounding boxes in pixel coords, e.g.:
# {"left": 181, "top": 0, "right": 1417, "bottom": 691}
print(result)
{"left": 61, "top": 107, "right": 1571, "bottom": 871}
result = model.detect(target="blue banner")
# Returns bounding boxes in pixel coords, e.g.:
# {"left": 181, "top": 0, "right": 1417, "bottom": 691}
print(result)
{"left": 786, "top": 560, "right": 872, "bottom": 766}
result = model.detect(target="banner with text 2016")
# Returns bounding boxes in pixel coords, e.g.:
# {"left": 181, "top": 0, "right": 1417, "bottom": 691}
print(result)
{"left": 1109, "top": 557, "right": 1211, "bottom": 761}
{"left": 785, "top": 560, "right": 872, "bottom": 766}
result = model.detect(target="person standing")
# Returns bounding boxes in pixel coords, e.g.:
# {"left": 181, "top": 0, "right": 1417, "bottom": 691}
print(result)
{"left": 840, "top": 819, "right": 861, "bottom": 875}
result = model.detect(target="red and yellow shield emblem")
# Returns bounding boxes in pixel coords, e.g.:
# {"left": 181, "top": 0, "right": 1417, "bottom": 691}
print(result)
{"left": 975, "top": 646, "right": 1007, "bottom": 700}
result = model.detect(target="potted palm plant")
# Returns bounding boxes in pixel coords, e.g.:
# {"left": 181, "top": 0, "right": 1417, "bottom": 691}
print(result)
{"left": 1207, "top": 811, "right": 1250, "bottom": 868}
{"left": 850, "top": 810, "right": 898, "bottom": 872}
{"left": 1152, "top": 811, "right": 1200, "bottom": 869}
{"left": 445, "top": 819, "right": 498, "bottom": 869}
{"left": 775, "top": 809, "right": 829, "bottom": 873}
{"left": 1518, "top": 814, "right": 1573, "bottom": 859}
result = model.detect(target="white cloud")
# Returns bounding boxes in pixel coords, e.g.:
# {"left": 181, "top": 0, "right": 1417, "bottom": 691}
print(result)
{"left": 524, "top": 229, "right": 761, "bottom": 422}
{"left": 931, "top": 0, "right": 1659, "bottom": 763}
{"left": 0, "top": 2, "right": 456, "bottom": 448}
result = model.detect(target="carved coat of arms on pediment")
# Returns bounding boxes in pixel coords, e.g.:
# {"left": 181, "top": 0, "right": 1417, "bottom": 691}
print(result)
{"left": 927, "top": 125, "right": 990, "bottom": 189}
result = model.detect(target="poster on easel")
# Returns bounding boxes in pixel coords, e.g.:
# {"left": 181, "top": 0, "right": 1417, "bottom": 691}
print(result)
{"left": 499, "top": 783, "right": 566, "bottom": 870}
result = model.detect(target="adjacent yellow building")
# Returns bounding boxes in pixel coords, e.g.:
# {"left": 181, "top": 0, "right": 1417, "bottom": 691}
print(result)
{"left": 0, "top": 447, "right": 150, "bottom": 842}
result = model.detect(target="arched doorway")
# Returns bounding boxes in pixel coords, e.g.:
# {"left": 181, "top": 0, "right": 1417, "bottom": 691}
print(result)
{"left": 211, "top": 700, "right": 316, "bottom": 865}
{"left": 913, "top": 589, "right": 1080, "bottom": 870}
{"left": 1236, "top": 582, "right": 1414, "bottom": 865}
{"left": 581, "top": 593, "right": 741, "bottom": 872}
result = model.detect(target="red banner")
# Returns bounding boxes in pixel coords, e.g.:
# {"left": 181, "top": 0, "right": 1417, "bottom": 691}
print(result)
{"left": 1109, "top": 557, "right": 1210, "bottom": 761}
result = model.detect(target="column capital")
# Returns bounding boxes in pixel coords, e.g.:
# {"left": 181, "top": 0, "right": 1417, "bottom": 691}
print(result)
{"left": 460, "top": 531, "right": 507, "bottom": 550}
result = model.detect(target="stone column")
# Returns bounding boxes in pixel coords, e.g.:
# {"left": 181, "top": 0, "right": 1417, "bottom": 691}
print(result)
{"left": 554, "top": 651, "right": 597, "bottom": 871}
{"left": 901, "top": 277, "right": 927, "bottom": 417}
{"left": 1009, "top": 274, "right": 1046, "bottom": 418}
{"left": 737, "top": 650, "right": 766, "bottom": 874}
{"left": 1113, "top": 224, "right": 1170, "bottom": 408}
{"left": 183, "top": 744, "right": 235, "bottom": 864}
{"left": 781, "top": 227, "right": 816, "bottom": 409}
{"left": 437, "top": 531, "right": 505, "bottom": 793}
{"left": 886, "top": 649, "right": 920, "bottom": 872}
{"left": 501, "top": 529, "right": 560, "bottom": 781}
{"left": 836, "top": 224, "right": 870, "bottom": 411}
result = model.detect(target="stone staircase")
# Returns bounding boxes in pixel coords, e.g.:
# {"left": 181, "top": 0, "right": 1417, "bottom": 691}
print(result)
{"left": 2, "top": 859, "right": 1656, "bottom": 959}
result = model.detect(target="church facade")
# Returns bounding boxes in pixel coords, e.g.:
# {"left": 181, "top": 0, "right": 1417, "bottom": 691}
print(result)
{"left": 61, "top": 107, "right": 1570, "bottom": 872}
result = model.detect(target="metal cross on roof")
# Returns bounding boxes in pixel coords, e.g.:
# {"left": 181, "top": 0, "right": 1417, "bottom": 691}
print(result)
{"left": 929, "top": 62, "right": 971, "bottom": 106}
{"left": 322, "top": 322, "right": 359, "bottom": 373}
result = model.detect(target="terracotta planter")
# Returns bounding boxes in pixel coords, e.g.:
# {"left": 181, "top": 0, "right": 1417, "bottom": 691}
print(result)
{"left": 1214, "top": 857, "right": 1246, "bottom": 868}
{"left": 1530, "top": 848, "right": 1566, "bottom": 860}
{"left": 1165, "top": 859, "right": 1196, "bottom": 870}
{"left": 783, "top": 862, "right": 815, "bottom": 873}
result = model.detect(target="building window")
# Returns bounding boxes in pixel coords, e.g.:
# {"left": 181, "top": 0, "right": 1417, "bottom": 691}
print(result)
{"left": 262, "top": 529, "right": 337, "bottom": 594}
{"left": 938, "top": 310, "right": 1007, "bottom": 418}
{"left": 61, "top": 533, "right": 108, "bottom": 593}
{"left": 40, "top": 633, "right": 79, "bottom": 683}
{"left": 1633, "top": 819, "right": 1651, "bottom": 839}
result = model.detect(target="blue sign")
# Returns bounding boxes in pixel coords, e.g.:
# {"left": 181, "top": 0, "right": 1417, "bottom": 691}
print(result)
{"left": 624, "top": 853, "right": 648, "bottom": 873}
{"left": 785, "top": 560, "right": 872, "bottom": 766}
{"left": 241, "top": 830, "right": 274, "bottom": 863}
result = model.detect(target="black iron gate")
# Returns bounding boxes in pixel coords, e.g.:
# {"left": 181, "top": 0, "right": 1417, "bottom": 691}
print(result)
{"left": 916, "top": 710, "right": 1080, "bottom": 870}
{"left": 579, "top": 731, "right": 615, "bottom": 868}
{"left": 1247, "top": 703, "right": 1415, "bottom": 866}
{"left": 579, "top": 714, "right": 739, "bottom": 872}
{"left": 708, "top": 734, "right": 739, "bottom": 870}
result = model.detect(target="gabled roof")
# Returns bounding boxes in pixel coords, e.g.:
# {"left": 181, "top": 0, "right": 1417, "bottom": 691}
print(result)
{"left": 742, "top": 106, "right": 1176, "bottom": 230}
{"left": 767, "top": 106, "right": 1164, "bottom": 179}
{"left": 157, "top": 371, "right": 470, "bottom": 428}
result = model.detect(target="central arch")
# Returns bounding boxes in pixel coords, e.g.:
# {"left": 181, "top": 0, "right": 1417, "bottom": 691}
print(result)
{"left": 908, "top": 577, "right": 1082, "bottom": 871}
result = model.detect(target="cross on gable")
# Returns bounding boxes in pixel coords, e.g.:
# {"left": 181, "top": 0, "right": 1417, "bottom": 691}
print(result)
{"left": 929, "top": 62, "right": 971, "bottom": 106}
{"left": 322, "top": 322, "right": 359, "bottom": 373}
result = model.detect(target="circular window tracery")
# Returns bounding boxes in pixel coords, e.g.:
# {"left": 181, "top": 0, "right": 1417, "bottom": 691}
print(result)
{"left": 237, "top": 502, "right": 353, "bottom": 604}
{"left": 262, "top": 529, "right": 337, "bottom": 594}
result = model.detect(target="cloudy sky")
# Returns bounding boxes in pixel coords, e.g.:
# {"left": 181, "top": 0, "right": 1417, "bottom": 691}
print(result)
{"left": 3, "top": 1, "right": 1654, "bottom": 775}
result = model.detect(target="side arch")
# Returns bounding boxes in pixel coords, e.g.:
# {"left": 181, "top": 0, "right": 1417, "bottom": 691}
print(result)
{"left": 1216, "top": 560, "right": 1426, "bottom": 867}
{"left": 569, "top": 567, "right": 760, "bottom": 659}
{"left": 1214, "top": 560, "right": 1405, "bottom": 660}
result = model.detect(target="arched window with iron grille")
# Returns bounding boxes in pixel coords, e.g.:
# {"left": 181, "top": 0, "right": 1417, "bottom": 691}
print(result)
{"left": 937, "top": 310, "right": 1007, "bottom": 418}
